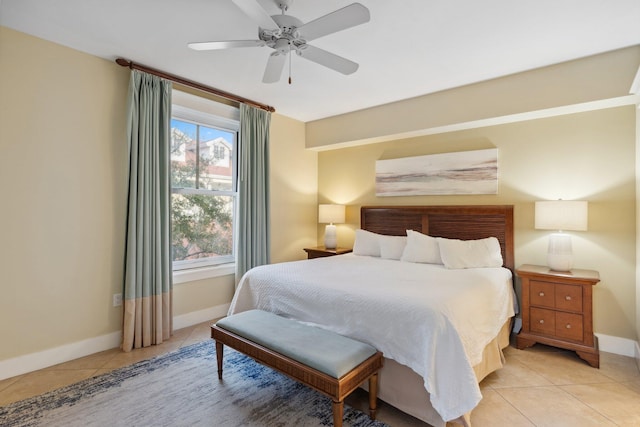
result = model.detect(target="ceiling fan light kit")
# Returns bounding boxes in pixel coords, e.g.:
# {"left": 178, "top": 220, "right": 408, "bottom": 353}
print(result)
{"left": 188, "top": 0, "right": 370, "bottom": 84}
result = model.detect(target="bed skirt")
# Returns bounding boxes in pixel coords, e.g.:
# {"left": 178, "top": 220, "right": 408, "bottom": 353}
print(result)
{"left": 363, "top": 319, "right": 512, "bottom": 427}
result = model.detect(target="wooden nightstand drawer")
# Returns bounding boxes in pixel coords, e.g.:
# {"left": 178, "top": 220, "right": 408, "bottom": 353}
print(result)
{"left": 555, "top": 312, "right": 584, "bottom": 342}
{"left": 555, "top": 284, "right": 582, "bottom": 312}
{"left": 530, "top": 308, "right": 584, "bottom": 342}
{"left": 530, "top": 307, "right": 556, "bottom": 335}
{"left": 530, "top": 281, "right": 555, "bottom": 308}
{"left": 530, "top": 281, "right": 582, "bottom": 312}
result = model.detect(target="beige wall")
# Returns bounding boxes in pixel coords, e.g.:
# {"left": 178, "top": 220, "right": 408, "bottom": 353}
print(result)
{"left": 318, "top": 106, "right": 637, "bottom": 340}
{"left": 0, "top": 27, "right": 313, "bottom": 364}
{"left": 172, "top": 275, "right": 236, "bottom": 316}
{"left": 269, "top": 113, "right": 318, "bottom": 263}
{"left": 0, "top": 27, "right": 129, "bottom": 359}
{"left": 307, "top": 46, "right": 640, "bottom": 150}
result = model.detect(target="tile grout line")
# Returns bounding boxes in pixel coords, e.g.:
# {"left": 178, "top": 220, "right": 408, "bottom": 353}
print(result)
{"left": 489, "top": 387, "right": 537, "bottom": 426}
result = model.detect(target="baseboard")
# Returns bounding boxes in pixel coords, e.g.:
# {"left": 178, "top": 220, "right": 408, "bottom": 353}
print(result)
{"left": 0, "top": 331, "right": 122, "bottom": 381}
{"left": 0, "top": 303, "right": 230, "bottom": 381}
{"left": 594, "top": 333, "right": 639, "bottom": 358}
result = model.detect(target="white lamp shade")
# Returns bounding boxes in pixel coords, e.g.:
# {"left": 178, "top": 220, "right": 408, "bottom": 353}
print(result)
{"left": 318, "top": 204, "right": 345, "bottom": 224}
{"left": 535, "top": 200, "right": 588, "bottom": 231}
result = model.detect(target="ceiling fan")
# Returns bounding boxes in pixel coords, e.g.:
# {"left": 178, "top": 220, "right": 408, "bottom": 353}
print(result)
{"left": 188, "top": 0, "right": 370, "bottom": 84}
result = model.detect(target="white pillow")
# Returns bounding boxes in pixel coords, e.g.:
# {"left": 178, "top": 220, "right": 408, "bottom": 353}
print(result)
{"left": 400, "top": 230, "right": 442, "bottom": 264}
{"left": 379, "top": 235, "right": 407, "bottom": 260}
{"left": 352, "top": 229, "right": 382, "bottom": 257}
{"left": 437, "top": 236, "right": 503, "bottom": 269}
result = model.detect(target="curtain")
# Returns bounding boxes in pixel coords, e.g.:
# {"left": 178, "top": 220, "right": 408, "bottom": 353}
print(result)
{"left": 122, "top": 70, "right": 173, "bottom": 352}
{"left": 236, "top": 103, "right": 271, "bottom": 281}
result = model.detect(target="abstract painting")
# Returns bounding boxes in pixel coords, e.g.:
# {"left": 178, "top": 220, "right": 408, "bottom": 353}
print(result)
{"left": 375, "top": 148, "right": 498, "bottom": 196}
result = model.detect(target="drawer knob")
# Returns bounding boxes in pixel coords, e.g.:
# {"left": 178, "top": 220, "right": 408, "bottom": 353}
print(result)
{"left": 539, "top": 292, "right": 545, "bottom": 297}
{"left": 539, "top": 319, "right": 544, "bottom": 324}
{"left": 566, "top": 324, "right": 572, "bottom": 329}
{"left": 565, "top": 296, "right": 572, "bottom": 301}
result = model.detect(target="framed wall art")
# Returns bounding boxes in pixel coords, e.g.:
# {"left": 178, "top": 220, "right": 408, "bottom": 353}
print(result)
{"left": 375, "top": 148, "right": 498, "bottom": 196}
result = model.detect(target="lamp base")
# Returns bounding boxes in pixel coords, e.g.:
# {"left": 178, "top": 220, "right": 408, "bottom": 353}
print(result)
{"left": 547, "top": 233, "right": 573, "bottom": 271}
{"left": 324, "top": 224, "right": 337, "bottom": 249}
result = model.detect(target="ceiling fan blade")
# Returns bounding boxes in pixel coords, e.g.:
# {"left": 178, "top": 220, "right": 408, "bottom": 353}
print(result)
{"left": 297, "top": 3, "right": 370, "bottom": 42}
{"left": 297, "top": 45, "right": 358, "bottom": 75}
{"left": 188, "top": 40, "right": 265, "bottom": 51}
{"left": 232, "top": 0, "right": 279, "bottom": 30}
{"left": 262, "top": 52, "right": 287, "bottom": 83}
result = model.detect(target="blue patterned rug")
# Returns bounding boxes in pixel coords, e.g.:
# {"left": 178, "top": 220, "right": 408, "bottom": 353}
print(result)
{"left": 0, "top": 341, "right": 389, "bottom": 426}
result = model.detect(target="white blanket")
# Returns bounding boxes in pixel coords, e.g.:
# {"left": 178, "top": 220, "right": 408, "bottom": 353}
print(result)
{"left": 228, "top": 254, "right": 514, "bottom": 422}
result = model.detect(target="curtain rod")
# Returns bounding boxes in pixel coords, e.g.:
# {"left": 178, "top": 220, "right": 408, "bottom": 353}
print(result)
{"left": 115, "top": 58, "right": 275, "bottom": 113}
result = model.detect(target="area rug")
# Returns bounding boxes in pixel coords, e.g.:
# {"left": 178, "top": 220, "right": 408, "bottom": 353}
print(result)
{"left": 1, "top": 341, "right": 389, "bottom": 427}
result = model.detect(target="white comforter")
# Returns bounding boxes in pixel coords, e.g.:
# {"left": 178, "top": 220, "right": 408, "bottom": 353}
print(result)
{"left": 228, "top": 254, "right": 514, "bottom": 422}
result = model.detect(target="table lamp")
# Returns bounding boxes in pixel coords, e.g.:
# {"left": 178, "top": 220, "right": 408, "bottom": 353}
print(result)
{"left": 535, "top": 200, "right": 588, "bottom": 271}
{"left": 318, "top": 204, "right": 345, "bottom": 249}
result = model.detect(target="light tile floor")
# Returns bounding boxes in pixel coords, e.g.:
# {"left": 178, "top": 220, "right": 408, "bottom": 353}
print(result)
{"left": 1, "top": 321, "right": 639, "bottom": 426}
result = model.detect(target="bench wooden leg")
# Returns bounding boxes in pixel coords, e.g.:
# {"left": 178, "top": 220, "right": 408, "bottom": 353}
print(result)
{"left": 332, "top": 399, "right": 344, "bottom": 427}
{"left": 368, "top": 372, "right": 378, "bottom": 419}
{"left": 216, "top": 341, "right": 224, "bottom": 380}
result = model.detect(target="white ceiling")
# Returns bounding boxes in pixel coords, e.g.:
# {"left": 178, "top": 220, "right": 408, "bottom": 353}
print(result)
{"left": 2, "top": 0, "right": 639, "bottom": 122}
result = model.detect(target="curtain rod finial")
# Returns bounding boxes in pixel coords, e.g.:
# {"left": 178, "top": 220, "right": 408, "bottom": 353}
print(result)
{"left": 116, "top": 58, "right": 133, "bottom": 68}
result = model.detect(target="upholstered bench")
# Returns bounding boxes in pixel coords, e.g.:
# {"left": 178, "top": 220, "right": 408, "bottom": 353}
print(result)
{"left": 212, "top": 309, "right": 383, "bottom": 427}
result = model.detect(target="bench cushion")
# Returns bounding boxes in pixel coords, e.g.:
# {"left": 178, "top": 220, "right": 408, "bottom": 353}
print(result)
{"left": 216, "top": 310, "right": 377, "bottom": 378}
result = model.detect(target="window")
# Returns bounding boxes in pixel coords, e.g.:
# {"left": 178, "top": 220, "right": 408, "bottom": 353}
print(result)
{"left": 170, "top": 104, "right": 239, "bottom": 271}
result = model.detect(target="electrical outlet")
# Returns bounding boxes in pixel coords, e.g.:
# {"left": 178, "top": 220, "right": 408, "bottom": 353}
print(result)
{"left": 113, "top": 293, "right": 122, "bottom": 307}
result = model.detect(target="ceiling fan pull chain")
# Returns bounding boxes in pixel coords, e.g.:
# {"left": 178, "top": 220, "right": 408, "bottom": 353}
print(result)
{"left": 288, "top": 44, "right": 292, "bottom": 84}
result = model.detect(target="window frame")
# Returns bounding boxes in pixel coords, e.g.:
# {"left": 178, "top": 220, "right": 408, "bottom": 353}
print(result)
{"left": 170, "top": 104, "right": 239, "bottom": 272}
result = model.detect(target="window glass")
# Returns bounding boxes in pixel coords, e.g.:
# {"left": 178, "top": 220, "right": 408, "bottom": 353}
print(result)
{"left": 170, "top": 115, "right": 237, "bottom": 270}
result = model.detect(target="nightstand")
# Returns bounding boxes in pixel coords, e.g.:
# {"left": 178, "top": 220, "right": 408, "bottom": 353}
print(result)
{"left": 303, "top": 246, "right": 352, "bottom": 259}
{"left": 516, "top": 264, "right": 600, "bottom": 367}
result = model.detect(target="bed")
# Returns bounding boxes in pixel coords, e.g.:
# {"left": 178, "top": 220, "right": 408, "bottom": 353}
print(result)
{"left": 228, "top": 205, "right": 515, "bottom": 426}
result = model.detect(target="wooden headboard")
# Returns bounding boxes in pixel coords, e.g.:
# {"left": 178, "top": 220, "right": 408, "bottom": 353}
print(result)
{"left": 361, "top": 205, "right": 514, "bottom": 272}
